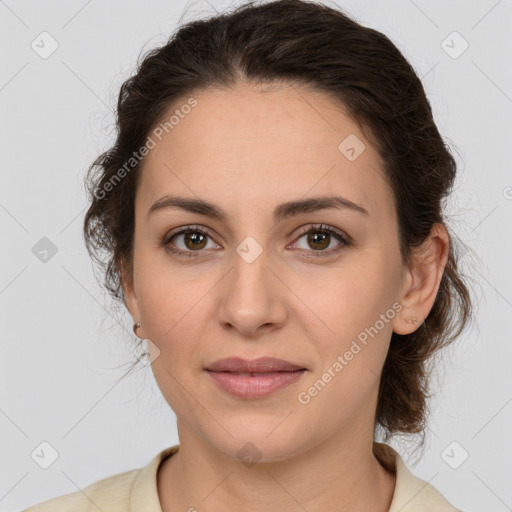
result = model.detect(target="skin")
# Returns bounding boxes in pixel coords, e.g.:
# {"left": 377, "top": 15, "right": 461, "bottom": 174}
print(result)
{"left": 121, "top": 81, "right": 449, "bottom": 512}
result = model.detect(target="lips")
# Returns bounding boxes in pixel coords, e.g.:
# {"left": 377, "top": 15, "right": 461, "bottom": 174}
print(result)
{"left": 205, "top": 356, "right": 306, "bottom": 373}
{"left": 205, "top": 357, "right": 307, "bottom": 399}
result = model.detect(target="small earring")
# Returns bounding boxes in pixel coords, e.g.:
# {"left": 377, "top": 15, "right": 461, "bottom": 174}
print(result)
{"left": 410, "top": 317, "right": 418, "bottom": 325}
{"left": 133, "top": 322, "right": 142, "bottom": 336}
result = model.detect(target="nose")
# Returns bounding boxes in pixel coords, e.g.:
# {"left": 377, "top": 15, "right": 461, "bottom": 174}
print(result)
{"left": 216, "top": 249, "right": 288, "bottom": 337}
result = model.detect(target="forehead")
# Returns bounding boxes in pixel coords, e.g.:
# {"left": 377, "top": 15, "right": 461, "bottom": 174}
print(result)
{"left": 138, "top": 82, "right": 394, "bottom": 221}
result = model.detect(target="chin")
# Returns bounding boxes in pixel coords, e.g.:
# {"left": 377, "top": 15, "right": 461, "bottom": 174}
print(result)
{"left": 204, "top": 419, "right": 309, "bottom": 464}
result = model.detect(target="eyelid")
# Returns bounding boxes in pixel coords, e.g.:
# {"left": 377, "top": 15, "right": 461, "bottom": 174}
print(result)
{"left": 291, "top": 223, "right": 351, "bottom": 245}
{"left": 163, "top": 223, "right": 351, "bottom": 257}
{"left": 287, "top": 223, "right": 351, "bottom": 258}
{"left": 163, "top": 224, "right": 217, "bottom": 245}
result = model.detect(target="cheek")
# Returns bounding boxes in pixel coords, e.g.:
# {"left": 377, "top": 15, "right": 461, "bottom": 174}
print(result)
{"left": 294, "top": 259, "right": 398, "bottom": 389}
{"left": 134, "top": 267, "right": 216, "bottom": 376}
{"left": 134, "top": 249, "right": 208, "bottom": 334}
{"left": 297, "top": 281, "right": 395, "bottom": 418}
{"left": 297, "top": 257, "right": 393, "bottom": 332}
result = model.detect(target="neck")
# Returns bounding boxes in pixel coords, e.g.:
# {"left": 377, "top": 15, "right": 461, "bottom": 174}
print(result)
{"left": 157, "top": 423, "right": 396, "bottom": 512}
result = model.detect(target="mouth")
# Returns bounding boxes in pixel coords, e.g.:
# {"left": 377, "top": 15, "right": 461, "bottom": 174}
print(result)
{"left": 216, "top": 371, "right": 291, "bottom": 377}
{"left": 205, "top": 370, "right": 307, "bottom": 399}
{"left": 205, "top": 356, "right": 307, "bottom": 373}
{"left": 204, "top": 357, "right": 307, "bottom": 399}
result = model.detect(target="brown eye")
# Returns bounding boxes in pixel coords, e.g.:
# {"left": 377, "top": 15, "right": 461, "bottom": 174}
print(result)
{"left": 291, "top": 224, "right": 351, "bottom": 258}
{"left": 181, "top": 231, "right": 208, "bottom": 250}
{"left": 163, "top": 226, "right": 219, "bottom": 258}
{"left": 306, "top": 231, "right": 331, "bottom": 250}
{"left": 162, "top": 223, "right": 351, "bottom": 260}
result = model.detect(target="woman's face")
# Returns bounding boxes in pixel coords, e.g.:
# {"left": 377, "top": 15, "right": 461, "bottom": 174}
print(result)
{"left": 123, "top": 82, "right": 412, "bottom": 462}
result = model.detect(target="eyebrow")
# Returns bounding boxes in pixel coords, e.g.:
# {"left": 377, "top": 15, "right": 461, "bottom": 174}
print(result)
{"left": 146, "top": 194, "right": 369, "bottom": 224}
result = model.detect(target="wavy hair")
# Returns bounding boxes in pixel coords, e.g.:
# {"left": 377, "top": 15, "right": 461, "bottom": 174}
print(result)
{"left": 83, "top": 0, "right": 474, "bottom": 445}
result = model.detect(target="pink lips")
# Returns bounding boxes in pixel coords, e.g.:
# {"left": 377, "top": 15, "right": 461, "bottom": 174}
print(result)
{"left": 205, "top": 357, "right": 307, "bottom": 399}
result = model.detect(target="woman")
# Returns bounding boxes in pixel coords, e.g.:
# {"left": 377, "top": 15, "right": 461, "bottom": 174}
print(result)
{"left": 25, "top": 0, "right": 473, "bottom": 510}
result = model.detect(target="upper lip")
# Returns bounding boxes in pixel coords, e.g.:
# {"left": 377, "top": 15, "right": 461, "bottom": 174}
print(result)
{"left": 205, "top": 357, "right": 306, "bottom": 373}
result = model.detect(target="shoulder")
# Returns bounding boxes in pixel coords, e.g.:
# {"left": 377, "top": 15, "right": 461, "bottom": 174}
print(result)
{"left": 374, "top": 442, "right": 463, "bottom": 512}
{"left": 22, "top": 468, "right": 139, "bottom": 512}
{"left": 23, "top": 445, "right": 179, "bottom": 512}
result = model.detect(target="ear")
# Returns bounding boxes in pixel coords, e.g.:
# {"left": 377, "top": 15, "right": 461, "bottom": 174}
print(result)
{"left": 119, "top": 258, "right": 145, "bottom": 338}
{"left": 393, "top": 223, "right": 450, "bottom": 335}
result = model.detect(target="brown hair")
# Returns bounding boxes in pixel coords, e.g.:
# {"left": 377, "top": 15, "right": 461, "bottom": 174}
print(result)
{"left": 83, "top": 0, "right": 474, "bottom": 445}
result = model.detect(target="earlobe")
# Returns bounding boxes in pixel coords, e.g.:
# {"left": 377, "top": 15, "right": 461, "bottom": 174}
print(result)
{"left": 119, "top": 260, "right": 142, "bottom": 332}
{"left": 393, "top": 314, "right": 421, "bottom": 335}
{"left": 392, "top": 223, "right": 450, "bottom": 335}
{"left": 393, "top": 269, "right": 418, "bottom": 335}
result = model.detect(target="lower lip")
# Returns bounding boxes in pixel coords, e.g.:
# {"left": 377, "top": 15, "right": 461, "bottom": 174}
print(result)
{"left": 205, "top": 370, "right": 306, "bottom": 399}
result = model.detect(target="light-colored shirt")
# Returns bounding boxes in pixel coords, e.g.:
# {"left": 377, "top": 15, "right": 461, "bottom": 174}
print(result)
{"left": 23, "top": 442, "right": 462, "bottom": 511}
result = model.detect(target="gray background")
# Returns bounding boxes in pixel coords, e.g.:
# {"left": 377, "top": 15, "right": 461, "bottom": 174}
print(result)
{"left": 1, "top": 1, "right": 511, "bottom": 511}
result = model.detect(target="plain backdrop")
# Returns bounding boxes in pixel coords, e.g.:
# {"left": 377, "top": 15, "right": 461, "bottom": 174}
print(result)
{"left": 1, "top": 1, "right": 511, "bottom": 511}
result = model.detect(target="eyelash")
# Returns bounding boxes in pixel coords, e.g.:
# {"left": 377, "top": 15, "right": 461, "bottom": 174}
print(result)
{"left": 162, "top": 223, "right": 351, "bottom": 260}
